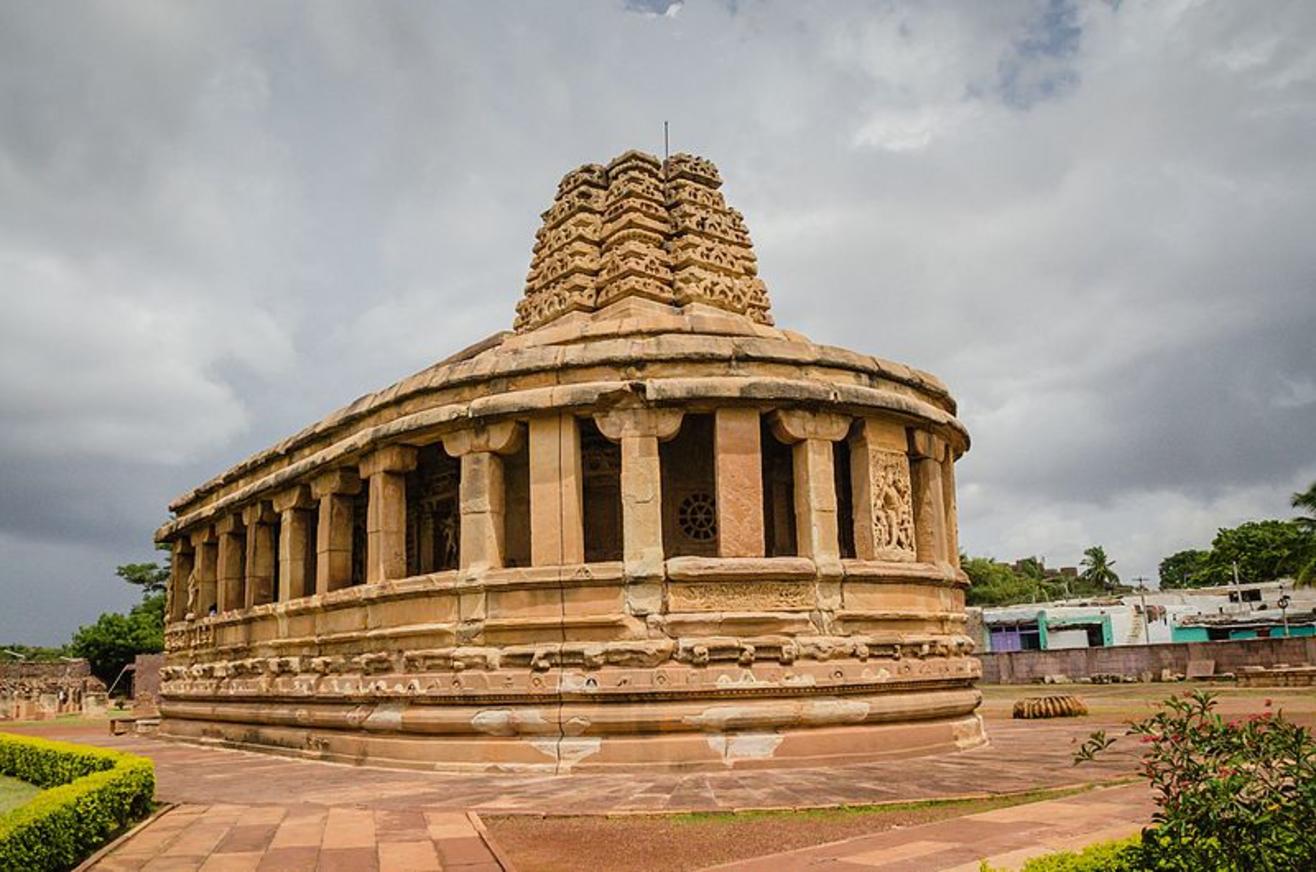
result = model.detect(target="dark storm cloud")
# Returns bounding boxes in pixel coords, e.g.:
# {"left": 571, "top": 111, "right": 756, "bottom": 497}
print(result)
{"left": 1, "top": 0, "right": 1314, "bottom": 642}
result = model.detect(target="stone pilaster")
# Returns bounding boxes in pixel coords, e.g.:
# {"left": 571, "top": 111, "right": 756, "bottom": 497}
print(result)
{"left": 940, "top": 440, "right": 961, "bottom": 569}
{"left": 714, "top": 407, "right": 764, "bottom": 558}
{"left": 769, "top": 410, "right": 851, "bottom": 581}
{"left": 528, "top": 414, "right": 585, "bottom": 566}
{"left": 312, "top": 468, "right": 362, "bottom": 594}
{"left": 215, "top": 513, "right": 246, "bottom": 612}
{"left": 272, "top": 485, "right": 315, "bottom": 602}
{"left": 188, "top": 527, "right": 217, "bottom": 618}
{"left": 909, "top": 430, "right": 951, "bottom": 569}
{"left": 169, "top": 540, "right": 194, "bottom": 623}
{"left": 443, "top": 421, "right": 525, "bottom": 573}
{"left": 242, "top": 502, "right": 278, "bottom": 608}
{"left": 849, "top": 417, "right": 917, "bottom": 563}
{"left": 595, "top": 406, "right": 683, "bottom": 609}
{"left": 359, "top": 445, "right": 419, "bottom": 583}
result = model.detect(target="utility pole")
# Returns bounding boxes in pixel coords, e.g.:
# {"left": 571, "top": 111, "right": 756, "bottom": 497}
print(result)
{"left": 1133, "top": 576, "right": 1151, "bottom": 644}
{"left": 1278, "top": 593, "right": 1292, "bottom": 638}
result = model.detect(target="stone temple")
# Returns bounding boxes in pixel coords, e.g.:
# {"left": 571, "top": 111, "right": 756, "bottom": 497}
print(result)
{"left": 155, "top": 150, "right": 981, "bottom": 771}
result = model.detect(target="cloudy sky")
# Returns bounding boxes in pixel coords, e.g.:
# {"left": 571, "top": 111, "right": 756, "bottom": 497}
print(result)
{"left": 2, "top": 0, "right": 1314, "bottom": 644}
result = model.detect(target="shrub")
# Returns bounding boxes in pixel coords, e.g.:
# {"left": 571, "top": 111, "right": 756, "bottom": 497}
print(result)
{"left": 0, "top": 733, "right": 155, "bottom": 871}
{"left": 981, "top": 836, "right": 1142, "bottom": 871}
{"left": 1074, "top": 690, "right": 1316, "bottom": 871}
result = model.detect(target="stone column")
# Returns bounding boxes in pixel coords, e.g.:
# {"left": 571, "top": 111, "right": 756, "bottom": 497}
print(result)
{"left": 273, "top": 485, "right": 315, "bottom": 601}
{"left": 189, "top": 527, "right": 217, "bottom": 618}
{"left": 849, "top": 417, "right": 917, "bottom": 562}
{"left": 769, "top": 410, "right": 851, "bottom": 579}
{"left": 714, "top": 407, "right": 764, "bottom": 558}
{"left": 169, "top": 540, "right": 194, "bottom": 623}
{"left": 359, "top": 445, "right": 419, "bottom": 583}
{"left": 909, "top": 430, "right": 951, "bottom": 569}
{"left": 528, "top": 413, "right": 585, "bottom": 566}
{"left": 312, "top": 468, "right": 362, "bottom": 594}
{"left": 242, "top": 501, "right": 278, "bottom": 608}
{"left": 215, "top": 513, "right": 246, "bottom": 612}
{"left": 594, "top": 406, "right": 683, "bottom": 604}
{"left": 940, "top": 440, "right": 961, "bottom": 569}
{"left": 443, "top": 421, "right": 525, "bottom": 573}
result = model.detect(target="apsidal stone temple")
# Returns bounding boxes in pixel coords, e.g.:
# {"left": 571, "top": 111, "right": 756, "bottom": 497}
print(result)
{"left": 156, "top": 150, "right": 981, "bottom": 771}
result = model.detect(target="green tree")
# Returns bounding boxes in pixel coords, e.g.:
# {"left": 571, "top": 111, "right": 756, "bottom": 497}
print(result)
{"left": 1015, "top": 556, "right": 1047, "bottom": 581}
{"left": 1201, "top": 520, "right": 1308, "bottom": 586}
{"left": 1158, "top": 548, "right": 1210, "bottom": 589}
{"left": 68, "top": 594, "right": 164, "bottom": 687}
{"left": 115, "top": 542, "right": 172, "bottom": 598}
{"left": 1290, "top": 481, "right": 1316, "bottom": 585}
{"left": 964, "top": 557, "right": 1042, "bottom": 606}
{"left": 1079, "top": 545, "right": 1120, "bottom": 590}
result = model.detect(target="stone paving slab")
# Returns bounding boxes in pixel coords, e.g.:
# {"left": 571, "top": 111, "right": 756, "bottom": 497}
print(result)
{"left": 89, "top": 803, "right": 499, "bottom": 872}
{"left": 700, "top": 783, "right": 1154, "bottom": 871}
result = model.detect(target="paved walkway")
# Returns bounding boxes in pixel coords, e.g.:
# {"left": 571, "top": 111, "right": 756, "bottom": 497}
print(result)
{"left": 7, "top": 718, "right": 1137, "bottom": 871}
{"left": 703, "top": 783, "right": 1153, "bottom": 871}
{"left": 24, "top": 719, "right": 1135, "bottom": 814}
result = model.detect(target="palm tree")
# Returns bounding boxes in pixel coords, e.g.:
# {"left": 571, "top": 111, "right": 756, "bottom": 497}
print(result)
{"left": 1292, "top": 481, "right": 1316, "bottom": 585}
{"left": 1080, "top": 545, "right": 1121, "bottom": 590}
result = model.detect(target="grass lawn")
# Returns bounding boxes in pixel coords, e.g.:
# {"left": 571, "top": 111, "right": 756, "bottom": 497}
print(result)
{"left": 0, "top": 773, "right": 39, "bottom": 815}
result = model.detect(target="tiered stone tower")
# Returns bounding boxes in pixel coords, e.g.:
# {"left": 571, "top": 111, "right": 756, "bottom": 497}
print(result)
{"left": 516, "top": 151, "right": 772, "bottom": 331}
{"left": 154, "top": 151, "right": 980, "bottom": 773}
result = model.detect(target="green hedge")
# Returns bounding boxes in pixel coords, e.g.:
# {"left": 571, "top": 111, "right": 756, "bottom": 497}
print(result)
{"left": 982, "top": 837, "right": 1142, "bottom": 872}
{"left": 0, "top": 733, "right": 155, "bottom": 871}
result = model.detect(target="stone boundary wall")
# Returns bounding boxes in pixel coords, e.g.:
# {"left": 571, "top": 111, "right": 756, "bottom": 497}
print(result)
{"left": 980, "top": 637, "right": 1316, "bottom": 684}
{"left": 0, "top": 660, "right": 91, "bottom": 680}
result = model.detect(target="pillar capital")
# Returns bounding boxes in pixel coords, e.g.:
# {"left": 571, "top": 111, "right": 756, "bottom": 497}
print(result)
{"left": 769, "top": 409, "right": 851, "bottom": 444}
{"left": 594, "top": 406, "right": 683, "bottom": 442}
{"left": 241, "top": 501, "right": 278, "bottom": 527}
{"left": 188, "top": 526, "right": 215, "bottom": 549}
{"left": 359, "top": 444, "right": 419, "bottom": 479}
{"left": 272, "top": 484, "right": 315, "bottom": 513}
{"left": 214, "top": 512, "right": 245, "bottom": 536}
{"left": 311, "top": 467, "right": 362, "bottom": 499}
{"left": 908, "top": 429, "right": 947, "bottom": 460}
{"left": 854, "top": 416, "right": 907, "bottom": 452}
{"left": 442, "top": 420, "right": 524, "bottom": 457}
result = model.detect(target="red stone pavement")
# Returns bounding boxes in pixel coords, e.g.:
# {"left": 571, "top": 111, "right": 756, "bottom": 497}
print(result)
{"left": 7, "top": 719, "right": 1140, "bottom": 871}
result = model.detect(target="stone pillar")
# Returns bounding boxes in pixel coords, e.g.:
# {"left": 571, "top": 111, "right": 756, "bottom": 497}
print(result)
{"left": 769, "top": 410, "right": 851, "bottom": 579}
{"left": 443, "top": 421, "right": 525, "bottom": 573}
{"left": 189, "top": 527, "right": 218, "bottom": 618}
{"left": 714, "top": 407, "right": 764, "bottom": 558}
{"left": 273, "top": 485, "right": 315, "bottom": 601}
{"left": 528, "top": 414, "right": 585, "bottom": 566}
{"left": 169, "top": 540, "right": 194, "bottom": 623}
{"left": 312, "top": 468, "right": 362, "bottom": 594}
{"left": 242, "top": 501, "right": 278, "bottom": 608}
{"left": 594, "top": 406, "right": 684, "bottom": 599}
{"left": 359, "top": 445, "right": 419, "bottom": 583}
{"left": 215, "top": 513, "right": 246, "bottom": 612}
{"left": 940, "top": 440, "right": 961, "bottom": 569}
{"left": 849, "top": 417, "right": 917, "bottom": 562}
{"left": 909, "top": 430, "right": 951, "bottom": 569}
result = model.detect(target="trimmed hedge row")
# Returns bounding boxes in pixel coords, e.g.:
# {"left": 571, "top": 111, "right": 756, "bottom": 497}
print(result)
{"left": 0, "top": 732, "right": 155, "bottom": 872}
{"left": 982, "top": 837, "right": 1142, "bottom": 871}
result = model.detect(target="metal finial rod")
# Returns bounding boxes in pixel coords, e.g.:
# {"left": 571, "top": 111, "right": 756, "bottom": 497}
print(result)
{"left": 664, "top": 121, "right": 669, "bottom": 159}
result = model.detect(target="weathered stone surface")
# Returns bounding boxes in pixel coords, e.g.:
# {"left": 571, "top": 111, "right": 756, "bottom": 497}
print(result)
{"left": 154, "top": 151, "right": 975, "bottom": 772}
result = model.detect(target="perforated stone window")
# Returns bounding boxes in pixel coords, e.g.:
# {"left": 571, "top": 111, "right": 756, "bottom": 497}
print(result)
{"left": 677, "top": 492, "right": 717, "bottom": 542}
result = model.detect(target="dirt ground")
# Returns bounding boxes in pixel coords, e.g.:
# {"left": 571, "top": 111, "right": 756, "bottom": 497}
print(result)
{"left": 486, "top": 683, "right": 1313, "bottom": 872}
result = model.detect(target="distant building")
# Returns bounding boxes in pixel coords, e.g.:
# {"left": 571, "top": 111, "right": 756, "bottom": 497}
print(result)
{"left": 972, "top": 581, "right": 1316, "bottom": 652}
